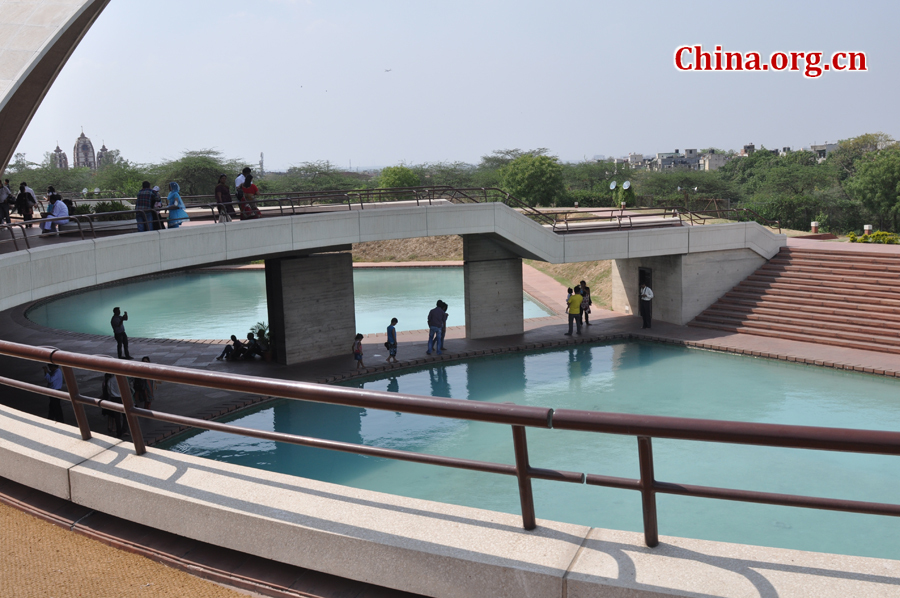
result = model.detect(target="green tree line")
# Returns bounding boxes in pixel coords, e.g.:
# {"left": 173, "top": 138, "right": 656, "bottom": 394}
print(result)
{"left": 5, "top": 132, "right": 897, "bottom": 234}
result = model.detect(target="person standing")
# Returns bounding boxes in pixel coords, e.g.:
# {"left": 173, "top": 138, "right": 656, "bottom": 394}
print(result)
{"left": 43, "top": 363, "right": 64, "bottom": 423}
{"left": 133, "top": 356, "right": 156, "bottom": 409}
{"left": 438, "top": 300, "right": 448, "bottom": 351}
{"left": 426, "top": 301, "right": 445, "bottom": 355}
{"left": 235, "top": 167, "right": 251, "bottom": 197}
{"left": 639, "top": 282, "right": 654, "bottom": 329}
{"left": 111, "top": 307, "right": 131, "bottom": 359}
{"left": 15, "top": 183, "right": 36, "bottom": 228}
{"left": 352, "top": 333, "right": 365, "bottom": 369}
{"left": 101, "top": 373, "right": 125, "bottom": 437}
{"left": 239, "top": 175, "right": 262, "bottom": 220}
{"left": 0, "top": 178, "right": 12, "bottom": 224}
{"left": 565, "top": 285, "right": 583, "bottom": 336}
{"left": 40, "top": 187, "right": 68, "bottom": 234}
{"left": 134, "top": 181, "right": 158, "bottom": 232}
{"left": 386, "top": 318, "right": 398, "bottom": 363}
{"left": 214, "top": 174, "right": 237, "bottom": 222}
{"left": 166, "top": 182, "right": 189, "bottom": 228}
{"left": 580, "top": 279, "right": 592, "bottom": 326}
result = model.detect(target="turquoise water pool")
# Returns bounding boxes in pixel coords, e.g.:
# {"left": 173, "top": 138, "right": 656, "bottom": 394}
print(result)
{"left": 160, "top": 341, "right": 900, "bottom": 560}
{"left": 26, "top": 268, "right": 553, "bottom": 339}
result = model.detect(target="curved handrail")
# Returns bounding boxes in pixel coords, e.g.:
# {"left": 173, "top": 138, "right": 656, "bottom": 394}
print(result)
{"left": 0, "top": 338, "right": 898, "bottom": 547}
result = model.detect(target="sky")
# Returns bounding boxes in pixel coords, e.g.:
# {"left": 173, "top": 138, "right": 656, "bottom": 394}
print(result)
{"left": 13, "top": 0, "right": 900, "bottom": 171}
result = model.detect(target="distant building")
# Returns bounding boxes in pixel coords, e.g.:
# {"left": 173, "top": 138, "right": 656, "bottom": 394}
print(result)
{"left": 51, "top": 144, "right": 68, "bottom": 170}
{"left": 96, "top": 144, "right": 110, "bottom": 168}
{"left": 810, "top": 142, "right": 838, "bottom": 162}
{"left": 740, "top": 143, "right": 756, "bottom": 156}
{"left": 628, "top": 153, "right": 648, "bottom": 168}
{"left": 649, "top": 149, "right": 701, "bottom": 171}
{"left": 699, "top": 150, "right": 728, "bottom": 171}
{"left": 73, "top": 132, "right": 96, "bottom": 170}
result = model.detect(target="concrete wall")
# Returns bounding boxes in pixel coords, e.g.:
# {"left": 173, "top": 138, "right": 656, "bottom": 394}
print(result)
{"left": 463, "top": 235, "right": 524, "bottom": 339}
{"left": 266, "top": 253, "right": 356, "bottom": 365}
{"left": 612, "top": 248, "right": 768, "bottom": 326}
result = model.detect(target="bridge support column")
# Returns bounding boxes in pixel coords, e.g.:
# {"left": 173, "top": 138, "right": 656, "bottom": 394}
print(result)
{"left": 463, "top": 236, "right": 523, "bottom": 339}
{"left": 266, "top": 253, "right": 356, "bottom": 365}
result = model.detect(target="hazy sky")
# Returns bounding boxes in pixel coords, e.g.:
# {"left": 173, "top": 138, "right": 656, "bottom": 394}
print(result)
{"left": 13, "top": 0, "right": 899, "bottom": 171}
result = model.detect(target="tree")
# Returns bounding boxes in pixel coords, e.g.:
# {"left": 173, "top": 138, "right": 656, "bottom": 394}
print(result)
{"left": 499, "top": 154, "right": 565, "bottom": 206}
{"left": 828, "top": 132, "right": 896, "bottom": 181}
{"left": 478, "top": 148, "right": 549, "bottom": 171}
{"left": 846, "top": 147, "right": 900, "bottom": 230}
{"left": 152, "top": 150, "right": 244, "bottom": 196}
{"left": 378, "top": 165, "right": 420, "bottom": 188}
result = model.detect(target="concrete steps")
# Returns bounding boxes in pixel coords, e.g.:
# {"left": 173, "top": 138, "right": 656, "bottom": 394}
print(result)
{"left": 689, "top": 246, "right": 900, "bottom": 355}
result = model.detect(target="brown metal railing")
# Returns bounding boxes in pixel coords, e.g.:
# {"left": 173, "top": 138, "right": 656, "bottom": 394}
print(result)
{"left": 2, "top": 338, "right": 899, "bottom": 547}
{"left": 676, "top": 208, "right": 782, "bottom": 234}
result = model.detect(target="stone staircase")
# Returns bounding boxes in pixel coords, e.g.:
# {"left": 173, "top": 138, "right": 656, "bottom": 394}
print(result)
{"left": 690, "top": 246, "right": 900, "bottom": 354}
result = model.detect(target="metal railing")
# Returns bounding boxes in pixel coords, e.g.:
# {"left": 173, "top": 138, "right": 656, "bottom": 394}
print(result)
{"left": 543, "top": 207, "right": 681, "bottom": 233}
{"left": 676, "top": 208, "right": 782, "bottom": 233}
{"left": 1, "top": 338, "right": 898, "bottom": 547}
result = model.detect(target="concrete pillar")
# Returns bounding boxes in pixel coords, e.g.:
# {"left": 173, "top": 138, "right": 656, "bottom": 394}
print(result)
{"left": 266, "top": 253, "right": 356, "bottom": 365}
{"left": 611, "top": 248, "right": 766, "bottom": 326}
{"left": 463, "top": 235, "right": 523, "bottom": 339}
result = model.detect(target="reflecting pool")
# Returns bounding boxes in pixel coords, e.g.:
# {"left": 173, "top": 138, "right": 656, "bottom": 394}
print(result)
{"left": 160, "top": 341, "right": 900, "bottom": 560}
{"left": 26, "top": 268, "right": 553, "bottom": 339}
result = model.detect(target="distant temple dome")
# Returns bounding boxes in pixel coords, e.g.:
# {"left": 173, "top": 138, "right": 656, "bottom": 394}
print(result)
{"left": 52, "top": 144, "right": 69, "bottom": 170}
{"left": 96, "top": 143, "right": 110, "bottom": 168}
{"left": 73, "top": 131, "right": 96, "bottom": 170}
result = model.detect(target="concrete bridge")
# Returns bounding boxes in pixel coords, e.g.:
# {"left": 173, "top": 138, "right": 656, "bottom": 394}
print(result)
{"left": 0, "top": 202, "right": 785, "bottom": 363}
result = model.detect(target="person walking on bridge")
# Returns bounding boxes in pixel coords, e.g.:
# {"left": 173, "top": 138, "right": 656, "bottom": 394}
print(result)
{"left": 134, "top": 181, "right": 159, "bottom": 232}
{"left": 166, "top": 182, "right": 190, "bottom": 228}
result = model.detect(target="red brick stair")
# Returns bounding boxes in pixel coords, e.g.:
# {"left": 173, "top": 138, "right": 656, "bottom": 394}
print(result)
{"left": 690, "top": 246, "right": 900, "bottom": 355}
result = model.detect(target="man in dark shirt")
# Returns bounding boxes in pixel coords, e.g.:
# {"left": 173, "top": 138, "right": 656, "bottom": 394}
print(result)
{"left": 134, "top": 181, "right": 159, "bottom": 232}
{"left": 110, "top": 307, "right": 131, "bottom": 359}
{"left": 426, "top": 300, "right": 445, "bottom": 355}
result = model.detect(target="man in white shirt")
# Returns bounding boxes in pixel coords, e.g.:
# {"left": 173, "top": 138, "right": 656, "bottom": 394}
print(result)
{"left": 41, "top": 188, "right": 69, "bottom": 234}
{"left": 639, "top": 282, "right": 654, "bottom": 329}
{"left": 234, "top": 167, "right": 251, "bottom": 198}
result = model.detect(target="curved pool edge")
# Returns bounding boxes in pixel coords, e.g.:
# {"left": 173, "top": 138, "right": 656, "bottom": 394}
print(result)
{"left": 2, "top": 403, "right": 898, "bottom": 598}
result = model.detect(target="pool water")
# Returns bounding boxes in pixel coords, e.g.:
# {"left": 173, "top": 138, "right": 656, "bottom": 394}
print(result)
{"left": 160, "top": 342, "right": 900, "bottom": 560}
{"left": 26, "top": 268, "right": 553, "bottom": 339}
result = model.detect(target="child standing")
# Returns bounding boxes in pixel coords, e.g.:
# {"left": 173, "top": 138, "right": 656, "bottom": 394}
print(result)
{"left": 386, "top": 318, "right": 398, "bottom": 363}
{"left": 352, "top": 333, "right": 365, "bottom": 369}
{"left": 566, "top": 288, "right": 573, "bottom": 310}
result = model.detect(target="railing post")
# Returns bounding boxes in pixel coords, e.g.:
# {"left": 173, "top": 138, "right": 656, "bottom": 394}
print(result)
{"left": 637, "top": 436, "right": 659, "bottom": 547}
{"left": 60, "top": 366, "right": 92, "bottom": 440}
{"left": 511, "top": 424, "right": 537, "bottom": 530}
{"left": 116, "top": 374, "right": 146, "bottom": 455}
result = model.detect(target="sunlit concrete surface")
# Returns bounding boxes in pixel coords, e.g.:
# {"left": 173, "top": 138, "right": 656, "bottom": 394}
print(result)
{"left": 0, "top": 0, "right": 110, "bottom": 171}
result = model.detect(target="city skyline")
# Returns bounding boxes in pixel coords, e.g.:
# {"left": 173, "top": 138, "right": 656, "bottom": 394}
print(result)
{"left": 11, "top": 0, "right": 899, "bottom": 171}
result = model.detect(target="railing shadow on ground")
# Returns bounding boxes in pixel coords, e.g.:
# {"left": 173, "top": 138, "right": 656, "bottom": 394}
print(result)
{"left": 1, "top": 339, "right": 898, "bottom": 552}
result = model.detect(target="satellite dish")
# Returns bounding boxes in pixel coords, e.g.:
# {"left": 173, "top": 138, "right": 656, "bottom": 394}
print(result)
{"left": 93, "top": 188, "right": 101, "bottom": 194}
{"left": 677, "top": 186, "right": 682, "bottom": 192}
{"left": 81, "top": 188, "right": 88, "bottom": 194}
{"left": 693, "top": 186, "right": 698, "bottom": 192}
{"left": 609, "top": 181, "right": 617, "bottom": 190}
{"left": 623, "top": 181, "right": 631, "bottom": 190}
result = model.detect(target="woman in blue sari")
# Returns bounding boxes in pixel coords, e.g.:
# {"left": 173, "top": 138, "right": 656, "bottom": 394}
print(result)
{"left": 166, "top": 182, "right": 190, "bottom": 228}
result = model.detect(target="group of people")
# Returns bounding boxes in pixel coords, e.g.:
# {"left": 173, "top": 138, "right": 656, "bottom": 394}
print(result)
{"left": 0, "top": 179, "right": 73, "bottom": 233}
{"left": 565, "top": 280, "right": 594, "bottom": 336}
{"left": 214, "top": 167, "right": 262, "bottom": 222}
{"left": 134, "top": 181, "right": 189, "bottom": 232}
{"left": 217, "top": 332, "right": 267, "bottom": 361}
{"left": 351, "top": 300, "right": 449, "bottom": 370}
